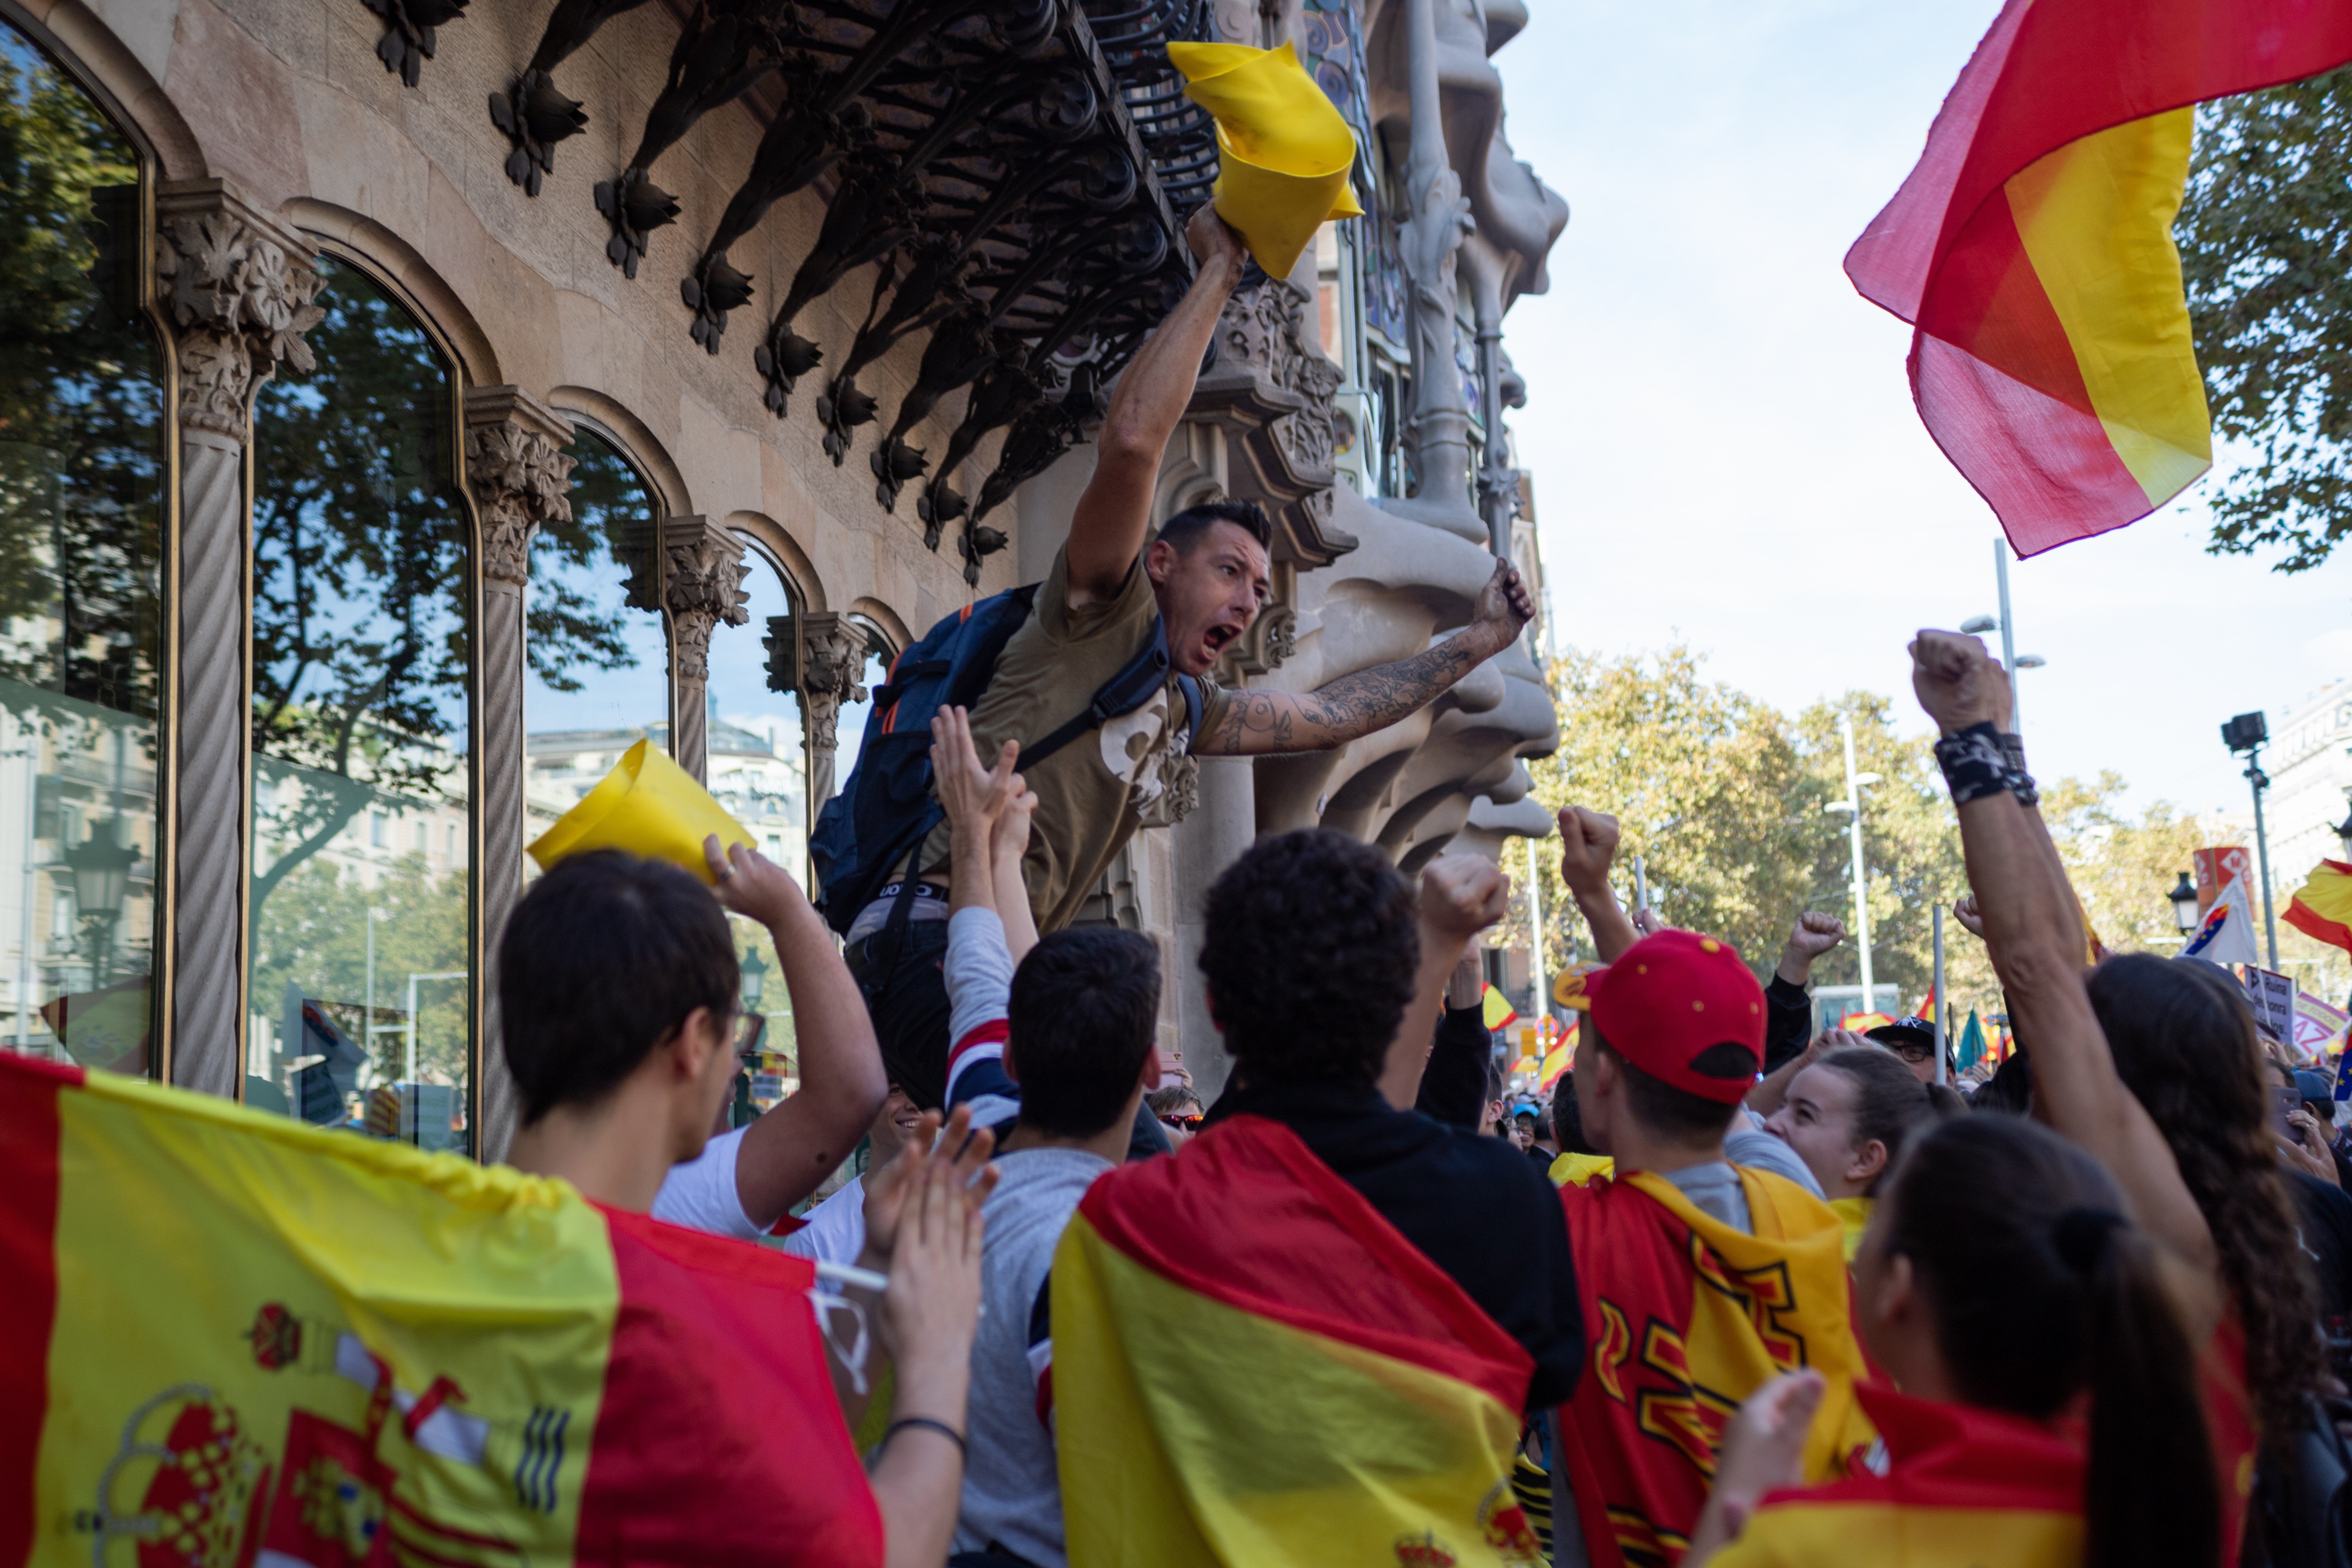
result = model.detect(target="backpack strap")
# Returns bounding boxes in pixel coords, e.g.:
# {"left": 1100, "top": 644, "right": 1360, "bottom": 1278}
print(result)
{"left": 1021, "top": 615, "right": 1184, "bottom": 770}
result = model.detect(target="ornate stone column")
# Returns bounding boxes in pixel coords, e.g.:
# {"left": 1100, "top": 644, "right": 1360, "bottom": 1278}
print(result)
{"left": 153, "top": 180, "right": 322, "bottom": 1097}
{"left": 661, "top": 517, "right": 750, "bottom": 783}
{"left": 798, "top": 612, "right": 870, "bottom": 814}
{"left": 1172, "top": 755, "right": 1255, "bottom": 1099}
{"left": 462, "top": 386, "right": 575, "bottom": 1163}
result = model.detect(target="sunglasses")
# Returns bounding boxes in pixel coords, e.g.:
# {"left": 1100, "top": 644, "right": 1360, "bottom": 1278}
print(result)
{"left": 1159, "top": 1114, "right": 1203, "bottom": 1131}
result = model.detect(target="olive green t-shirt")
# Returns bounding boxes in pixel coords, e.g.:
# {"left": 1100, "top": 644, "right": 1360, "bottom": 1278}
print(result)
{"left": 916, "top": 546, "right": 1228, "bottom": 933}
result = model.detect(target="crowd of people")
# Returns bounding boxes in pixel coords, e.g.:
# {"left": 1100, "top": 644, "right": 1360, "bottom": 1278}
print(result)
{"left": 479, "top": 209, "right": 2351, "bottom": 1567}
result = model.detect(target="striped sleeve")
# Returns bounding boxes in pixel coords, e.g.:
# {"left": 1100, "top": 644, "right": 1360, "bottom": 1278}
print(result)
{"left": 944, "top": 907, "right": 1020, "bottom": 1132}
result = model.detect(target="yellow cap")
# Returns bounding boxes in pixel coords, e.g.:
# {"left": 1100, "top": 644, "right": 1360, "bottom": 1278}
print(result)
{"left": 1167, "top": 40, "right": 1364, "bottom": 279}
{"left": 526, "top": 738, "right": 756, "bottom": 885}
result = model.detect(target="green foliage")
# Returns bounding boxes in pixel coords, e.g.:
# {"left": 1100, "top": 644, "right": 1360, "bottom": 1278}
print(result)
{"left": 1503, "top": 647, "right": 2222, "bottom": 1025}
{"left": 2179, "top": 67, "right": 2352, "bottom": 573}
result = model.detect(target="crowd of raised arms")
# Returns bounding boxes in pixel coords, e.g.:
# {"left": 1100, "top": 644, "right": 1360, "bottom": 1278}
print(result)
{"left": 488, "top": 211, "right": 2352, "bottom": 1568}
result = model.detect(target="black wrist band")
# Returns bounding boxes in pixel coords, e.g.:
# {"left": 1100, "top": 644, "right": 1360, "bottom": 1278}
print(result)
{"left": 1997, "top": 732, "right": 2039, "bottom": 807}
{"left": 1934, "top": 723, "right": 2011, "bottom": 806}
{"left": 885, "top": 1416, "right": 967, "bottom": 1461}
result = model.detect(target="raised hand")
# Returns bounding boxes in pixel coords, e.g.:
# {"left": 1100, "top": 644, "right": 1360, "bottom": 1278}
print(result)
{"left": 703, "top": 836, "right": 808, "bottom": 929}
{"left": 1185, "top": 203, "right": 1246, "bottom": 274}
{"left": 881, "top": 1128, "right": 991, "bottom": 1374}
{"left": 1703, "top": 1370, "right": 1826, "bottom": 1540}
{"left": 1776, "top": 911, "right": 1845, "bottom": 984}
{"left": 1951, "top": 895, "right": 1984, "bottom": 939}
{"left": 1557, "top": 806, "right": 1622, "bottom": 898}
{"left": 1421, "top": 853, "right": 1511, "bottom": 940}
{"left": 1909, "top": 629, "right": 2011, "bottom": 737}
{"left": 931, "top": 705, "right": 1019, "bottom": 842}
{"left": 859, "top": 1104, "right": 998, "bottom": 1271}
{"left": 1468, "top": 559, "right": 1537, "bottom": 652}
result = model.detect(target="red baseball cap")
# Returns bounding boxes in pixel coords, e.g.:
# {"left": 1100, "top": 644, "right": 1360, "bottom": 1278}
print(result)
{"left": 1584, "top": 929, "right": 1765, "bottom": 1104}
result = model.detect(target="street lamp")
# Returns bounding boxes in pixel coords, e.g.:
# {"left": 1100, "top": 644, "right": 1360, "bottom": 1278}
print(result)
{"left": 2168, "top": 872, "right": 2200, "bottom": 936}
{"left": 1823, "top": 715, "right": 1882, "bottom": 1013}
{"left": 2222, "top": 711, "right": 2280, "bottom": 970}
{"left": 740, "top": 948, "right": 768, "bottom": 1011}
{"left": 61, "top": 826, "right": 138, "bottom": 987}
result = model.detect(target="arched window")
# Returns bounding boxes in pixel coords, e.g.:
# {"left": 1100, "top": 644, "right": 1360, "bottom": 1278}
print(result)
{"left": 246, "top": 257, "right": 473, "bottom": 1150}
{"left": 522, "top": 426, "right": 671, "bottom": 840}
{"left": 703, "top": 540, "right": 808, "bottom": 1107}
{"left": 0, "top": 21, "right": 165, "bottom": 1076}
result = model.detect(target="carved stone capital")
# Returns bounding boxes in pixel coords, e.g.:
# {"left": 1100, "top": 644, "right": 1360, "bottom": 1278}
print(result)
{"left": 659, "top": 516, "right": 751, "bottom": 683}
{"left": 798, "top": 611, "right": 870, "bottom": 753}
{"left": 1189, "top": 279, "right": 1355, "bottom": 568}
{"left": 463, "top": 387, "right": 577, "bottom": 586}
{"left": 154, "top": 181, "right": 323, "bottom": 440}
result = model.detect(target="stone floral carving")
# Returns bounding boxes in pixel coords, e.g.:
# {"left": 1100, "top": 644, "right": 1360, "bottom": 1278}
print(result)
{"left": 1215, "top": 280, "right": 1342, "bottom": 486}
{"left": 800, "top": 613, "right": 871, "bottom": 756}
{"left": 467, "top": 421, "right": 576, "bottom": 586}
{"left": 155, "top": 198, "right": 324, "bottom": 439}
{"left": 1141, "top": 752, "right": 1199, "bottom": 828}
{"left": 664, "top": 521, "right": 752, "bottom": 683}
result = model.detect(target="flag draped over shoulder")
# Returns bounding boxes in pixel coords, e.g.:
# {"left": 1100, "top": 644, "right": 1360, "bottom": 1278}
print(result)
{"left": 1054, "top": 1114, "right": 1543, "bottom": 1568}
{"left": 1844, "top": 0, "right": 2352, "bottom": 556}
{"left": 0, "top": 1053, "right": 880, "bottom": 1568}
{"left": 1557, "top": 1170, "right": 1876, "bottom": 1568}
{"left": 2289, "top": 861, "right": 2352, "bottom": 956}
{"left": 1709, "top": 1384, "right": 2082, "bottom": 1568}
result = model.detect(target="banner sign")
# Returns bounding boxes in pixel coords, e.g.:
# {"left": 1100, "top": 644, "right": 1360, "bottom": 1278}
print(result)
{"left": 2242, "top": 965, "right": 2297, "bottom": 1045}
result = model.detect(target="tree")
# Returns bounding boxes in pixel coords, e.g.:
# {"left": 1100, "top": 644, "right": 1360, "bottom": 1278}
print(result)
{"left": 2177, "top": 67, "right": 2352, "bottom": 573}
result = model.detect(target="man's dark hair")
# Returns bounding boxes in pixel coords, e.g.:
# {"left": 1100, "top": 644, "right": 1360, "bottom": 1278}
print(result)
{"left": 1586, "top": 1011, "right": 1745, "bottom": 1142}
{"left": 499, "top": 851, "right": 738, "bottom": 1124}
{"left": 1008, "top": 928, "right": 1162, "bottom": 1138}
{"left": 1551, "top": 1074, "right": 1597, "bottom": 1155}
{"left": 1200, "top": 829, "right": 1418, "bottom": 1091}
{"left": 1158, "top": 499, "right": 1272, "bottom": 554}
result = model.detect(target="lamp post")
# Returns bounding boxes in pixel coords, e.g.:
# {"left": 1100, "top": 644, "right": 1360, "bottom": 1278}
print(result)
{"left": 2223, "top": 711, "right": 2280, "bottom": 970}
{"left": 2169, "top": 872, "right": 2202, "bottom": 937}
{"left": 740, "top": 947, "right": 768, "bottom": 1013}
{"left": 1824, "top": 716, "right": 1884, "bottom": 1014}
{"left": 61, "top": 826, "right": 138, "bottom": 989}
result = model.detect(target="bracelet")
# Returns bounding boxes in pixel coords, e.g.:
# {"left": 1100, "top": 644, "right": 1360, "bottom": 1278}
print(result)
{"left": 1997, "top": 732, "right": 2039, "bottom": 808}
{"left": 885, "top": 1416, "right": 967, "bottom": 1462}
{"left": 1933, "top": 723, "right": 2011, "bottom": 806}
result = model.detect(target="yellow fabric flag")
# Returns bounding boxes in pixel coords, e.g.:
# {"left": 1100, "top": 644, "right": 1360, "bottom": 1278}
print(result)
{"left": 1167, "top": 41, "right": 1363, "bottom": 278}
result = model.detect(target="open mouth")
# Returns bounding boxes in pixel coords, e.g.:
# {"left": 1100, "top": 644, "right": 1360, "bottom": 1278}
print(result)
{"left": 1203, "top": 623, "right": 1240, "bottom": 653}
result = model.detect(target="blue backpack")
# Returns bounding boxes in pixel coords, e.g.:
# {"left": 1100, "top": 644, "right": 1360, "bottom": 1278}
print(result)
{"left": 810, "top": 584, "right": 1203, "bottom": 936}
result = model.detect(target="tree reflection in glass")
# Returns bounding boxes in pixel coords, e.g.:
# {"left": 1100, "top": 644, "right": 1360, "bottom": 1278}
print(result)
{"left": 0, "top": 23, "right": 164, "bottom": 1075}
{"left": 247, "top": 259, "right": 474, "bottom": 1145}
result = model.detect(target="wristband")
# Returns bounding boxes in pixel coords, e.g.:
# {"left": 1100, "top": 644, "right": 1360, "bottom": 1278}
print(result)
{"left": 885, "top": 1416, "right": 967, "bottom": 1462}
{"left": 1933, "top": 723, "right": 2011, "bottom": 807}
{"left": 1997, "top": 731, "right": 2038, "bottom": 808}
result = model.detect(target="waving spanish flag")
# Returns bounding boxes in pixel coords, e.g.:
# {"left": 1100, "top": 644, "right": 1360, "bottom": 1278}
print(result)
{"left": 1054, "top": 1114, "right": 1543, "bottom": 1567}
{"left": 1558, "top": 1169, "right": 1876, "bottom": 1568}
{"left": 2288, "top": 860, "right": 2352, "bottom": 956}
{"left": 0, "top": 1053, "right": 880, "bottom": 1567}
{"left": 1845, "top": 1, "right": 2352, "bottom": 556}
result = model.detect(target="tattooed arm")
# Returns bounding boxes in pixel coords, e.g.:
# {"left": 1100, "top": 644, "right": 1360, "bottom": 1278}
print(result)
{"left": 1195, "top": 559, "right": 1536, "bottom": 756}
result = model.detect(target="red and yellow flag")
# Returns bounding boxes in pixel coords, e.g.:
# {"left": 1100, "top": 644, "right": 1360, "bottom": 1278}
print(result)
{"left": 1557, "top": 1169, "right": 1876, "bottom": 1568}
{"left": 2289, "top": 860, "right": 2352, "bottom": 956}
{"left": 1054, "top": 1114, "right": 1544, "bottom": 1567}
{"left": 0, "top": 1053, "right": 880, "bottom": 1568}
{"left": 1845, "top": 1, "right": 2352, "bottom": 556}
{"left": 1710, "top": 1383, "right": 2083, "bottom": 1568}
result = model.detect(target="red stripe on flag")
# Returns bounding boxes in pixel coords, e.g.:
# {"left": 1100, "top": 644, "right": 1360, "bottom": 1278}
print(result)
{"left": 2287, "top": 899, "right": 2352, "bottom": 957}
{"left": 0, "top": 1053, "right": 78, "bottom": 1560}
{"left": 1078, "top": 1114, "right": 1533, "bottom": 1412}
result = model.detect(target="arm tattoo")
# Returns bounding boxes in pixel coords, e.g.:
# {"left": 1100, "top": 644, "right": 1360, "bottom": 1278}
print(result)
{"left": 1208, "top": 632, "right": 1490, "bottom": 755}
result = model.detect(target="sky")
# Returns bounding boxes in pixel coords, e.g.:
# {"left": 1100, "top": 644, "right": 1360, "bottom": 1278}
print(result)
{"left": 1488, "top": 0, "right": 2352, "bottom": 824}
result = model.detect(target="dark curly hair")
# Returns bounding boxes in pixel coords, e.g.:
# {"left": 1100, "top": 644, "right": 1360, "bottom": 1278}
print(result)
{"left": 1199, "top": 829, "right": 1418, "bottom": 1091}
{"left": 2087, "top": 952, "right": 2325, "bottom": 1452}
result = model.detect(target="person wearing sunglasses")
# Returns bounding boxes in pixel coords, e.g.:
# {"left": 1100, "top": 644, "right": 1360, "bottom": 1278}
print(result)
{"left": 1864, "top": 1016, "right": 1955, "bottom": 1087}
{"left": 1149, "top": 1085, "right": 1205, "bottom": 1148}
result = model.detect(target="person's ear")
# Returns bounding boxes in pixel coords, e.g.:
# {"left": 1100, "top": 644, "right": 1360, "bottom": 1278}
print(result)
{"left": 1848, "top": 1137, "right": 1890, "bottom": 1189}
{"left": 1144, "top": 537, "right": 1178, "bottom": 587}
{"left": 1001, "top": 1039, "right": 1023, "bottom": 1086}
{"left": 1874, "top": 1250, "right": 1919, "bottom": 1336}
{"left": 669, "top": 1006, "right": 724, "bottom": 1079}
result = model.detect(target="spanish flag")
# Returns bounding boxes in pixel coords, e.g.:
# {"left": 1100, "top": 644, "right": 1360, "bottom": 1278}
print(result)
{"left": 1845, "top": 0, "right": 2352, "bottom": 556}
{"left": 0, "top": 1053, "right": 881, "bottom": 1567}
{"left": 1054, "top": 1114, "right": 1545, "bottom": 1567}
{"left": 2288, "top": 860, "right": 2352, "bottom": 956}
{"left": 1558, "top": 1169, "right": 1876, "bottom": 1568}
{"left": 1709, "top": 1383, "right": 2082, "bottom": 1568}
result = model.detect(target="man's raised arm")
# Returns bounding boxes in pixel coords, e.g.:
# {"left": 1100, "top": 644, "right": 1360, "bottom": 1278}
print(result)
{"left": 1197, "top": 558, "right": 1536, "bottom": 756}
{"left": 1065, "top": 208, "right": 1247, "bottom": 605}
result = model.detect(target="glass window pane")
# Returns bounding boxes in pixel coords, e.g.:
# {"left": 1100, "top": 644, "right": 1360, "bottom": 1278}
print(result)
{"left": 703, "top": 545, "right": 806, "bottom": 1106}
{"left": 523, "top": 429, "right": 671, "bottom": 840}
{"left": 0, "top": 25, "right": 165, "bottom": 1076}
{"left": 248, "top": 258, "right": 472, "bottom": 1152}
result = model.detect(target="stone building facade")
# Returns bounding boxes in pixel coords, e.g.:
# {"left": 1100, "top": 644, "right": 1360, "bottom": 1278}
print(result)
{"left": 0, "top": 0, "right": 1562, "bottom": 1148}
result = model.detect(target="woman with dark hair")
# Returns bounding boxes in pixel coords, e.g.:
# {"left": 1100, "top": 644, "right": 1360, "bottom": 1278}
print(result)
{"left": 1682, "top": 1114, "right": 2220, "bottom": 1568}
{"left": 2084, "top": 952, "right": 2328, "bottom": 1558}
{"left": 1761, "top": 1045, "right": 1940, "bottom": 1261}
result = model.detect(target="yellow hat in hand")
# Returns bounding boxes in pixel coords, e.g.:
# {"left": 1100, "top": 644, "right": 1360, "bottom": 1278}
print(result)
{"left": 1167, "top": 40, "right": 1364, "bottom": 279}
{"left": 527, "top": 738, "right": 755, "bottom": 885}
